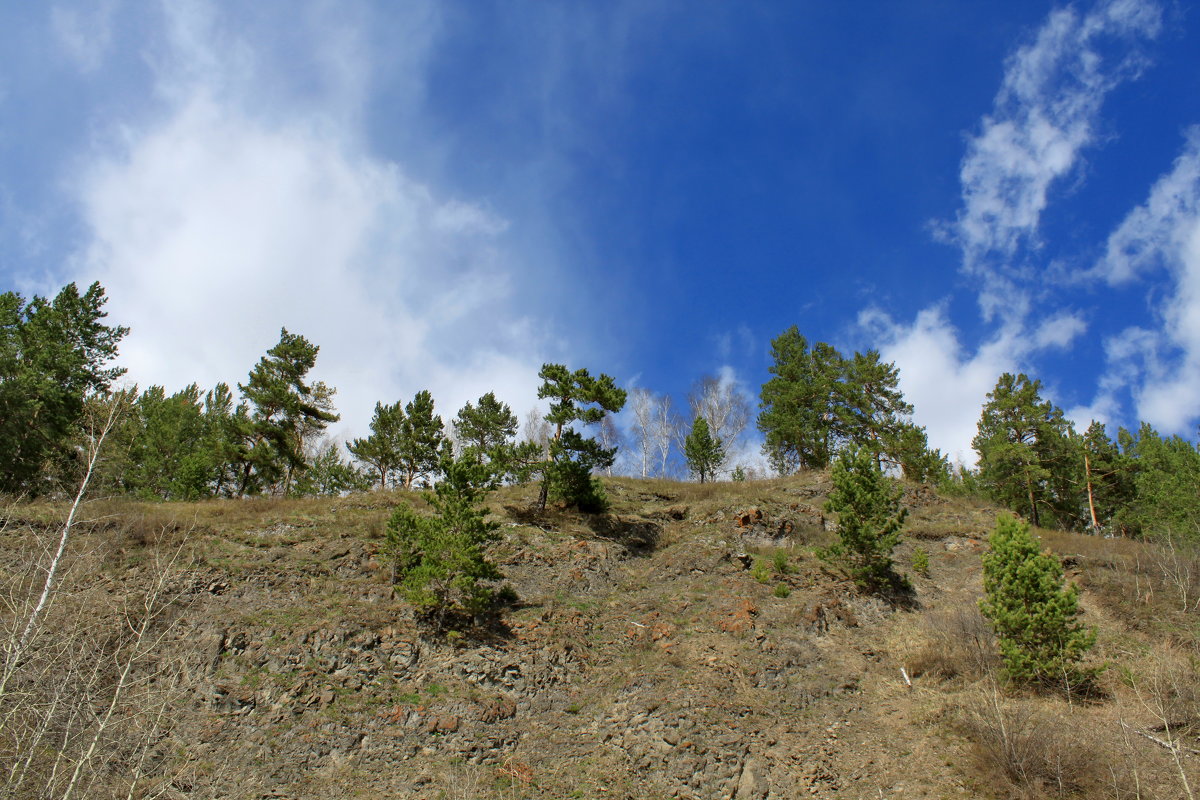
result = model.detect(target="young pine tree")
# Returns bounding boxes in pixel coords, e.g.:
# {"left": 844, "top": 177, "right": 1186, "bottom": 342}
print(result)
{"left": 384, "top": 455, "right": 503, "bottom": 631}
{"left": 536, "top": 364, "right": 626, "bottom": 512}
{"left": 684, "top": 416, "right": 724, "bottom": 483}
{"left": 979, "top": 515, "right": 1098, "bottom": 690}
{"left": 820, "top": 447, "right": 907, "bottom": 591}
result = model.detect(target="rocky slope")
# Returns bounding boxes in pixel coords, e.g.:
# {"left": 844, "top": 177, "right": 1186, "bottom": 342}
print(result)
{"left": 2, "top": 475, "right": 1196, "bottom": 799}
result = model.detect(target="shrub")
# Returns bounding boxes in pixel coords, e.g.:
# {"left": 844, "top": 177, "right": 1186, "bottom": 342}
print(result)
{"left": 911, "top": 546, "right": 930, "bottom": 577}
{"left": 908, "top": 605, "right": 1000, "bottom": 681}
{"left": 751, "top": 556, "right": 771, "bottom": 584}
{"left": 773, "top": 583, "right": 791, "bottom": 599}
{"left": 820, "top": 447, "right": 907, "bottom": 592}
{"left": 979, "top": 515, "right": 1098, "bottom": 691}
{"left": 385, "top": 456, "right": 503, "bottom": 630}
{"left": 772, "top": 549, "right": 792, "bottom": 575}
{"left": 961, "top": 691, "right": 1134, "bottom": 798}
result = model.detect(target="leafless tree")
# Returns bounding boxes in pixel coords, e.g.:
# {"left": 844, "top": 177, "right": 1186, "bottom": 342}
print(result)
{"left": 628, "top": 388, "right": 655, "bottom": 478}
{"left": 523, "top": 407, "right": 552, "bottom": 458}
{"left": 594, "top": 416, "right": 621, "bottom": 477}
{"left": 650, "top": 394, "right": 681, "bottom": 478}
{"left": 688, "top": 374, "right": 751, "bottom": 469}
{"left": 1, "top": 393, "right": 191, "bottom": 800}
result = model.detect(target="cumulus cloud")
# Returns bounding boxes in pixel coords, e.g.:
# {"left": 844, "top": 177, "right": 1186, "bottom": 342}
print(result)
{"left": 1087, "top": 128, "right": 1200, "bottom": 433}
{"left": 67, "top": 1, "right": 554, "bottom": 438}
{"left": 861, "top": 307, "right": 1021, "bottom": 466}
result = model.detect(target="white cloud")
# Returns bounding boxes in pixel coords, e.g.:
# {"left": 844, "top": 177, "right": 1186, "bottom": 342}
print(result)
{"left": 864, "top": 0, "right": 1162, "bottom": 460}
{"left": 862, "top": 307, "right": 1020, "bottom": 466}
{"left": 1031, "top": 309, "right": 1087, "bottom": 350}
{"left": 945, "top": 0, "right": 1159, "bottom": 319}
{"left": 67, "top": 1, "right": 554, "bottom": 439}
{"left": 1088, "top": 129, "right": 1200, "bottom": 433}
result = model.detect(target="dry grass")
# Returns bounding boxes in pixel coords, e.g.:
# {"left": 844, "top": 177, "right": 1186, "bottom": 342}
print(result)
{"left": 907, "top": 603, "right": 1000, "bottom": 682}
{"left": 960, "top": 689, "right": 1141, "bottom": 799}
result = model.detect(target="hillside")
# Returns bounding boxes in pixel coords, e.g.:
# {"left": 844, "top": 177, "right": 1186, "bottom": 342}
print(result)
{"left": 2, "top": 475, "right": 1197, "bottom": 800}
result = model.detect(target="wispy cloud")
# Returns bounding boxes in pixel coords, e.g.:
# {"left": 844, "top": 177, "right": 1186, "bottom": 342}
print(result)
{"left": 870, "top": 0, "right": 1161, "bottom": 461}
{"left": 945, "top": 0, "right": 1159, "bottom": 319}
{"left": 1087, "top": 127, "right": 1200, "bottom": 432}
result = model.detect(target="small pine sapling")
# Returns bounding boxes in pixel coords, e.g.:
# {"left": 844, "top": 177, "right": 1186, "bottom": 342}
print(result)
{"left": 820, "top": 446, "right": 907, "bottom": 592}
{"left": 385, "top": 456, "right": 504, "bottom": 631}
{"left": 979, "top": 514, "right": 1098, "bottom": 691}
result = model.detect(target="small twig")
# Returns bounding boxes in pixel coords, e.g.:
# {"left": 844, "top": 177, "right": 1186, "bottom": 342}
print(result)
{"left": 1119, "top": 721, "right": 1200, "bottom": 756}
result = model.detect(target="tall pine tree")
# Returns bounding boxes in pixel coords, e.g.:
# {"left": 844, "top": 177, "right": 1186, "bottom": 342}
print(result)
{"left": 0, "top": 282, "right": 128, "bottom": 495}
{"left": 235, "top": 329, "right": 339, "bottom": 496}
{"left": 972, "top": 373, "right": 1075, "bottom": 529}
{"left": 397, "top": 390, "right": 446, "bottom": 489}
{"left": 348, "top": 401, "right": 406, "bottom": 490}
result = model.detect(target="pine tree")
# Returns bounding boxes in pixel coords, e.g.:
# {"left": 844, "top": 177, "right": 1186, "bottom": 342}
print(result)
{"left": 972, "top": 373, "right": 1075, "bottom": 528}
{"left": 124, "top": 384, "right": 216, "bottom": 500}
{"left": 842, "top": 349, "right": 913, "bottom": 470}
{"left": 979, "top": 515, "right": 1098, "bottom": 689}
{"left": 536, "top": 364, "right": 627, "bottom": 512}
{"left": 385, "top": 455, "right": 503, "bottom": 631}
{"left": 1080, "top": 421, "right": 1133, "bottom": 533}
{"left": 890, "top": 421, "right": 951, "bottom": 484}
{"left": 1120, "top": 424, "right": 1200, "bottom": 540}
{"left": 760, "top": 328, "right": 841, "bottom": 473}
{"left": 292, "top": 440, "right": 368, "bottom": 497}
{"left": 397, "top": 390, "right": 445, "bottom": 489}
{"left": 820, "top": 447, "right": 907, "bottom": 591}
{"left": 452, "top": 392, "right": 519, "bottom": 462}
{"left": 348, "top": 401, "right": 406, "bottom": 489}
{"left": 684, "top": 416, "right": 724, "bottom": 483}
{"left": 235, "top": 328, "right": 339, "bottom": 496}
{"left": 0, "top": 282, "right": 128, "bottom": 495}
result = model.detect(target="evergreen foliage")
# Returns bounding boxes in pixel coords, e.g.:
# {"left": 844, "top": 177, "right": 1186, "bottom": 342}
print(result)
{"left": 843, "top": 349, "right": 914, "bottom": 469}
{"left": 972, "top": 373, "right": 1077, "bottom": 529}
{"left": 123, "top": 384, "right": 220, "bottom": 499}
{"left": 979, "top": 515, "right": 1098, "bottom": 689}
{"left": 891, "top": 421, "right": 952, "bottom": 485}
{"left": 758, "top": 327, "right": 842, "bottom": 472}
{"left": 0, "top": 282, "right": 128, "bottom": 495}
{"left": 536, "top": 363, "right": 626, "bottom": 512}
{"left": 235, "top": 329, "right": 339, "bottom": 496}
{"left": 397, "top": 390, "right": 446, "bottom": 489}
{"left": 384, "top": 455, "right": 503, "bottom": 630}
{"left": 820, "top": 447, "right": 907, "bottom": 591}
{"left": 758, "top": 326, "right": 923, "bottom": 474}
{"left": 683, "top": 416, "right": 724, "bottom": 483}
{"left": 348, "top": 401, "right": 406, "bottom": 489}
{"left": 453, "top": 392, "right": 519, "bottom": 460}
{"left": 1118, "top": 423, "right": 1200, "bottom": 540}
{"left": 292, "top": 441, "right": 369, "bottom": 496}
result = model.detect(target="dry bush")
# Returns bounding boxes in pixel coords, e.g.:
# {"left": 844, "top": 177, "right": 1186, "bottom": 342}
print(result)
{"left": 961, "top": 690, "right": 1139, "bottom": 799}
{"left": 907, "top": 603, "right": 1000, "bottom": 682}
{"left": 1, "top": 512, "right": 191, "bottom": 799}
{"left": 1147, "top": 535, "right": 1200, "bottom": 615}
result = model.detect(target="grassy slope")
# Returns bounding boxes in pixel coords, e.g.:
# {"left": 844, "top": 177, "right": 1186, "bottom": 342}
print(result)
{"left": 2, "top": 475, "right": 1197, "bottom": 799}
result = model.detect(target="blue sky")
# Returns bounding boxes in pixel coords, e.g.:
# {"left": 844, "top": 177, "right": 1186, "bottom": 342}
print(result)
{"left": 2, "top": 0, "right": 1199, "bottom": 469}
